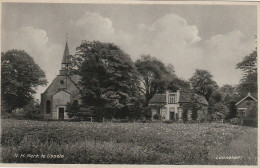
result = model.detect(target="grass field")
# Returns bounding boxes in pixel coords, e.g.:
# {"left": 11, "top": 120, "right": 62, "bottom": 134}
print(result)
{"left": 1, "top": 119, "right": 257, "bottom": 165}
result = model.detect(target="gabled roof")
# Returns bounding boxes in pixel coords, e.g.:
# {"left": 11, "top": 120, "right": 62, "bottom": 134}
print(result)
{"left": 149, "top": 90, "right": 208, "bottom": 106}
{"left": 149, "top": 94, "right": 166, "bottom": 104}
{"left": 62, "top": 41, "right": 70, "bottom": 64}
{"left": 236, "top": 92, "right": 257, "bottom": 106}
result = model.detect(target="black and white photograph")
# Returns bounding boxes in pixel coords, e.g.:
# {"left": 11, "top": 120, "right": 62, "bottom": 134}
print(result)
{"left": 0, "top": 1, "right": 258, "bottom": 165}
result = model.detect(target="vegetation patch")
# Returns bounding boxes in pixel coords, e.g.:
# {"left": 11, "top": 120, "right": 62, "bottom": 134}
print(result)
{"left": 1, "top": 119, "right": 257, "bottom": 164}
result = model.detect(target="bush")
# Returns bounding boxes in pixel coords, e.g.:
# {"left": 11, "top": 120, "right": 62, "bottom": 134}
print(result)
{"left": 230, "top": 118, "right": 240, "bottom": 125}
{"left": 153, "top": 113, "right": 161, "bottom": 120}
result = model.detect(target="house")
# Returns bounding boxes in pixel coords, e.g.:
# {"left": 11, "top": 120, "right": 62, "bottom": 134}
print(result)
{"left": 235, "top": 92, "right": 257, "bottom": 118}
{"left": 149, "top": 90, "right": 208, "bottom": 121}
{"left": 40, "top": 40, "right": 81, "bottom": 120}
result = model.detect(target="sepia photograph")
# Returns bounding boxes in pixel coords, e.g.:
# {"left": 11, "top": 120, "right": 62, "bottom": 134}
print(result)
{"left": 0, "top": 1, "right": 258, "bottom": 165}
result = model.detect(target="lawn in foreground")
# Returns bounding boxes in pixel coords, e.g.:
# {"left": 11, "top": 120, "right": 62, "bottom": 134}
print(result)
{"left": 1, "top": 119, "right": 257, "bottom": 165}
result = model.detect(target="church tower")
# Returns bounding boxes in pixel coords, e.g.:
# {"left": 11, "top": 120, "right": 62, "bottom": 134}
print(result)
{"left": 40, "top": 37, "right": 81, "bottom": 120}
{"left": 59, "top": 40, "right": 70, "bottom": 76}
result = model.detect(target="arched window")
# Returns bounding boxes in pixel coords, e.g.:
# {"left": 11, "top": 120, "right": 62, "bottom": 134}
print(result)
{"left": 46, "top": 100, "right": 51, "bottom": 114}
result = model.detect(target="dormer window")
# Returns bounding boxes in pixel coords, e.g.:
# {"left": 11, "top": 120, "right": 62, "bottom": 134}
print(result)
{"left": 169, "top": 94, "right": 177, "bottom": 104}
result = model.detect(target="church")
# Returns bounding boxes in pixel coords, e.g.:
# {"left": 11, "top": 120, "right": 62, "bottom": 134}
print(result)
{"left": 40, "top": 41, "right": 81, "bottom": 120}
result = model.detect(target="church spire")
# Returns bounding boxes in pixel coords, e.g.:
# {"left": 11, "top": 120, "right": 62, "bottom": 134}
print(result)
{"left": 61, "top": 35, "right": 70, "bottom": 65}
{"left": 60, "top": 34, "right": 70, "bottom": 76}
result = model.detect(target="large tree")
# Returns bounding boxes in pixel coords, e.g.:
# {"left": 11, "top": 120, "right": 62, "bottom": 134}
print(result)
{"left": 71, "top": 41, "right": 140, "bottom": 120}
{"left": 189, "top": 69, "right": 218, "bottom": 101}
{"left": 135, "top": 55, "right": 168, "bottom": 106}
{"left": 1, "top": 50, "right": 47, "bottom": 112}
{"left": 236, "top": 49, "right": 257, "bottom": 97}
{"left": 219, "top": 85, "right": 237, "bottom": 104}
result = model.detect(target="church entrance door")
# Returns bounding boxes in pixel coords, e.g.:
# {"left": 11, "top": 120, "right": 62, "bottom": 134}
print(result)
{"left": 58, "top": 107, "right": 65, "bottom": 120}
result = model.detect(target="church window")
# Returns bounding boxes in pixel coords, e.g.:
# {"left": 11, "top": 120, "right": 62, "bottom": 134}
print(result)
{"left": 46, "top": 100, "right": 51, "bottom": 114}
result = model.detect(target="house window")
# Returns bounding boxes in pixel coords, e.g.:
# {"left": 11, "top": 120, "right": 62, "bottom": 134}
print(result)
{"left": 46, "top": 100, "right": 51, "bottom": 114}
{"left": 238, "top": 109, "right": 246, "bottom": 118}
{"left": 162, "top": 107, "right": 167, "bottom": 113}
{"left": 168, "top": 94, "right": 177, "bottom": 104}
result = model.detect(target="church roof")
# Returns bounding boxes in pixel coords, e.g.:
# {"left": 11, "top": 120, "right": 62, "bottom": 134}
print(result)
{"left": 62, "top": 41, "right": 70, "bottom": 64}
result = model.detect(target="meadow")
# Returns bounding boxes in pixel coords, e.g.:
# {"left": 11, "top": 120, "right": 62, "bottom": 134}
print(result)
{"left": 1, "top": 119, "right": 257, "bottom": 165}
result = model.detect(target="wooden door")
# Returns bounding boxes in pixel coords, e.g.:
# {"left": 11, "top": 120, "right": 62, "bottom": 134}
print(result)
{"left": 59, "top": 107, "right": 64, "bottom": 120}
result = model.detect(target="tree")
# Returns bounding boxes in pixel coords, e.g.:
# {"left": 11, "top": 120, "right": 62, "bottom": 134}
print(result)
{"left": 219, "top": 85, "right": 237, "bottom": 105}
{"left": 189, "top": 69, "right": 218, "bottom": 101}
{"left": 71, "top": 41, "right": 140, "bottom": 120}
{"left": 1, "top": 50, "right": 47, "bottom": 112}
{"left": 236, "top": 50, "right": 257, "bottom": 97}
{"left": 135, "top": 55, "right": 168, "bottom": 106}
{"left": 225, "top": 100, "right": 237, "bottom": 120}
{"left": 181, "top": 94, "right": 202, "bottom": 121}
{"left": 66, "top": 100, "right": 81, "bottom": 118}
{"left": 167, "top": 77, "right": 190, "bottom": 92}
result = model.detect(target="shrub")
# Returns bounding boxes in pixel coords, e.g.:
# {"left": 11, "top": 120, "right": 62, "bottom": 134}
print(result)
{"left": 153, "top": 113, "right": 161, "bottom": 120}
{"left": 230, "top": 118, "right": 240, "bottom": 125}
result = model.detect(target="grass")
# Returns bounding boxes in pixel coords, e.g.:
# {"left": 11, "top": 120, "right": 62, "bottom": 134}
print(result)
{"left": 1, "top": 119, "right": 257, "bottom": 165}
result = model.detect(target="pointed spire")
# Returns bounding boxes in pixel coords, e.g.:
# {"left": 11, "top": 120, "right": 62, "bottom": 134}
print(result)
{"left": 62, "top": 40, "right": 70, "bottom": 64}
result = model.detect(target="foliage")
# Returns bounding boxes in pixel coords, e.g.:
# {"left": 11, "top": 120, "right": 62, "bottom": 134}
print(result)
{"left": 225, "top": 101, "right": 237, "bottom": 120}
{"left": 182, "top": 106, "right": 189, "bottom": 123}
{"left": 135, "top": 55, "right": 168, "bottom": 106}
{"left": 66, "top": 100, "right": 81, "bottom": 119}
{"left": 236, "top": 50, "right": 257, "bottom": 97}
{"left": 70, "top": 41, "right": 140, "bottom": 120}
{"left": 189, "top": 69, "right": 218, "bottom": 101}
{"left": 135, "top": 55, "right": 190, "bottom": 106}
{"left": 243, "top": 104, "right": 257, "bottom": 127}
{"left": 219, "top": 85, "right": 237, "bottom": 105}
{"left": 1, "top": 50, "right": 47, "bottom": 112}
{"left": 153, "top": 113, "right": 161, "bottom": 120}
{"left": 2, "top": 119, "right": 257, "bottom": 164}
{"left": 210, "top": 102, "right": 229, "bottom": 120}
{"left": 181, "top": 94, "right": 202, "bottom": 121}
{"left": 167, "top": 77, "right": 190, "bottom": 92}
{"left": 230, "top": 118, "right": 240, "bottom": 125}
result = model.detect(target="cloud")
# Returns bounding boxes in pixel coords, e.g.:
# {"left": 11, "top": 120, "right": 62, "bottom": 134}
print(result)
{"left": 73, "top": 11, "right": 115, "bottom": 42}
{"left": 2, "top": 26, "right": 63, "bottom": 98}
{"left": 71, "top": 11, "right": 255, "bottom": 86}
{"left": 202, "top": 30, "right": 255, "bottom": 85}
{"left": 3, "top": 11, "right": 255, "bottom": 99}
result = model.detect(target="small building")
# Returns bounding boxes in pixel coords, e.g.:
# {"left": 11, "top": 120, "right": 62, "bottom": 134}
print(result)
{"left": 235, "top": 92, "right": 257, "bottom": 118}
{"left": 40, "top": 41, "right": 81, "bottom": 120}
{"left": 149, "top": 90, "right": 208, "bottom": 121}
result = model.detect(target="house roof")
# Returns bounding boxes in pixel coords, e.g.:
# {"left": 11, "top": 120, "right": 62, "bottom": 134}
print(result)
{"left": 236, "top": 92, "right": 257, "bottom": 106}
{"left": 149, "top": 90, "right": 208, "bottom": 105}
{"left": 179, "top": 91, "right": 208, "bottom": 105}
{"left": 149, "top": 94, "right": 166, "bottom": 104}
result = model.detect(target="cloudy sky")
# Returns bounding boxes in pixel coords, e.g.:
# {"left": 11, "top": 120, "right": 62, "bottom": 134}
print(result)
{"left": 2, "top": 3, "right": 257, "bottom": 99}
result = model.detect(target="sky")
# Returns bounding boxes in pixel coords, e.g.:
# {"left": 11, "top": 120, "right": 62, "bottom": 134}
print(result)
{"left": 1, "top": 3, "right": 257, "bottom": 100}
